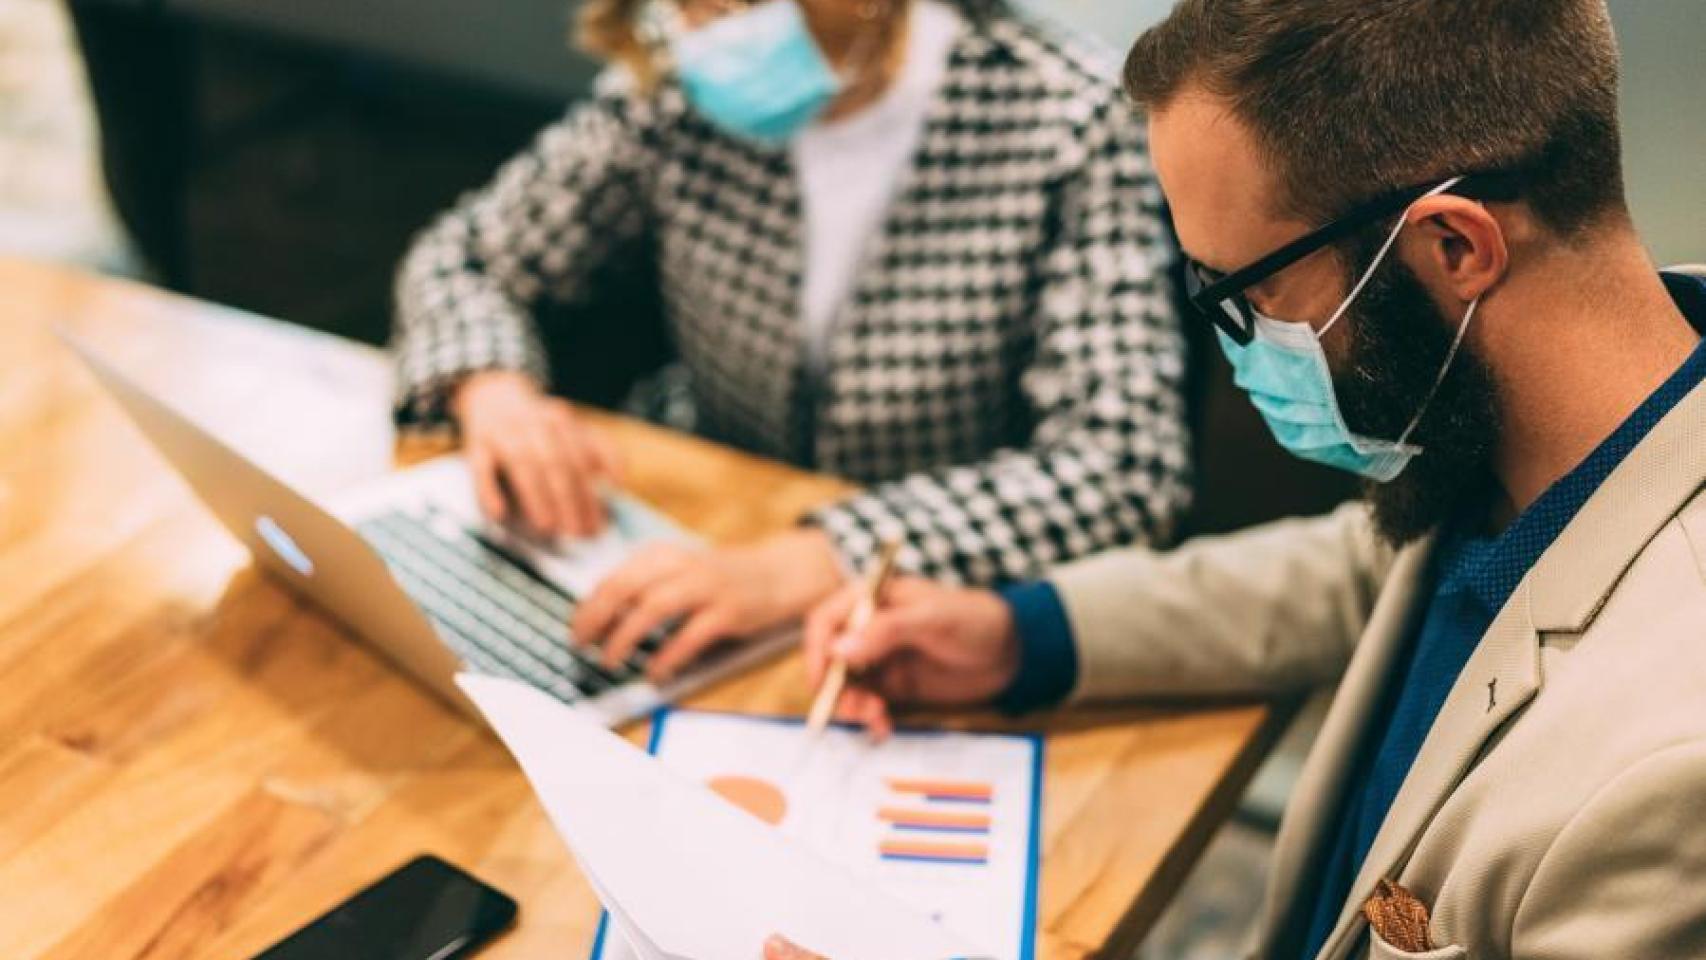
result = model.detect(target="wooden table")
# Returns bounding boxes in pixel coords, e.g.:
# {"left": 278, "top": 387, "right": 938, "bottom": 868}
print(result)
{"left": 0, "top": 257, "right": 1286, "bottom": 960}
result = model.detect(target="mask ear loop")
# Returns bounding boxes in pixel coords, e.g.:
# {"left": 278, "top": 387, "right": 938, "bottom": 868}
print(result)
{"left": 1395, "top": 294, "right": 1480, "bottom": 448}
{"left": 1318, "top": 176, "right": 1466, "bottom": 340}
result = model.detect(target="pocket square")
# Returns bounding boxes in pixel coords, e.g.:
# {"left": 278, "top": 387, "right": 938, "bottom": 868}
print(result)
{"left": 1363, "top": 878, "right": 1433, "bottom": 952}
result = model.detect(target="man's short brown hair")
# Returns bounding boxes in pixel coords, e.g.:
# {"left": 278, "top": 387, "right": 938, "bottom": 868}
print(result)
{"left": 1125, "top": 0, "right": 1628, "bottom": 239}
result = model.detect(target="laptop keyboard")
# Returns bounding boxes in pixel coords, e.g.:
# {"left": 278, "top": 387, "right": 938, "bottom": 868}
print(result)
{"left": 356, "top": 508, "right": 659, "bottom": 704}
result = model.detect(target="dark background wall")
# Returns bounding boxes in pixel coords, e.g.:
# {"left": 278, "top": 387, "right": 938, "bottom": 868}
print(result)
{"left": 72, "top": 1, "right": 678, "bottom": 407}
{"left": 72, "top": 6, "right": 570, "bottom": 346}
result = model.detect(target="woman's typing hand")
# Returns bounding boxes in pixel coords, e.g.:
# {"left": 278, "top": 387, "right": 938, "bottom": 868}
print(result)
{"left": 453, "top": 370, "right": 624, "bottom": 538}
{"left": 571, "top": 529, "right": 847, "bottom": 682}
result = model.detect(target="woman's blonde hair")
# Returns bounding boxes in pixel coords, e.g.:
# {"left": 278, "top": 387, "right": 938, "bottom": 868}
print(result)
{"left": 576, "top": 0, "right": 663, "bottom": 89}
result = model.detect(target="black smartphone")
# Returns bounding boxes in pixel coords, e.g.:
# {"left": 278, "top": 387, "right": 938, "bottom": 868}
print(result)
{"left": 255, "top": 855, "right": 518, "bottom": 960}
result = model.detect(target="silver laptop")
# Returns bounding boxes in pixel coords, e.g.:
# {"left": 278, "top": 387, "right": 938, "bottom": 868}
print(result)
{"left": 62, "top": 332, "right": 795, "bottom": 727}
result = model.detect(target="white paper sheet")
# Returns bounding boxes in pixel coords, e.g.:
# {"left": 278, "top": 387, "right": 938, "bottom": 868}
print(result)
{"left": 457, "top": 674, "right": 991, "bottom": 960}
{"left": 591, "top": 711, "right": 1041, "bottom": 960}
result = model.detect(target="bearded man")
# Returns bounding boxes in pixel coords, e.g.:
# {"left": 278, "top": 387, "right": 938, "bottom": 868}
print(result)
{"left": 770, "top": 1, "right": 1706, "bottom": 957}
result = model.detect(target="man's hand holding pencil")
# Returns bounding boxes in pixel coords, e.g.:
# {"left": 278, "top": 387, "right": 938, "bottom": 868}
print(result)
{"left": 800, "top": 555, "right": 1022, "bottom": 741}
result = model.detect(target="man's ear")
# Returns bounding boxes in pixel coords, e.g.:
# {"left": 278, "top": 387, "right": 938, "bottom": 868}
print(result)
{"left": 1402, "top": 195, "right": 1510, "bottom": 305}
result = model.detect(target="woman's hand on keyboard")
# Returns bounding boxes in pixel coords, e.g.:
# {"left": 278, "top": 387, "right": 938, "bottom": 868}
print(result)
{"left": 453, "top": 370, "right": 624, "bottom": 538}
{"left": 571, "top": 529, "right": 846, "bottom": 682}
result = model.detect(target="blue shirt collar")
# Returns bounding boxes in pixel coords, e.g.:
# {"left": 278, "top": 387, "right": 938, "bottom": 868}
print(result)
{"left": 1437, "top": 272, "right": 1706, "bottom": 614}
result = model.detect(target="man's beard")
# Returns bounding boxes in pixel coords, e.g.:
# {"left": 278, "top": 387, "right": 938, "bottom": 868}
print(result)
{"left": 1333, "top": 253, "right": 1502, "bottom": 546}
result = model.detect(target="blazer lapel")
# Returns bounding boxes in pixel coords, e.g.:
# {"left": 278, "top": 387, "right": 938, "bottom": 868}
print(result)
{"left": 1315, "top": 378, "right": 1706, "bottom": 960}
{"left": 1251, "top": 538, "right": 1436, "bottom": 959}
{"left": 1315, "top": 583, "right": 1541, "bottom": 960}
{"left": 1529, "top": 379, "right": 1706, "bottom": 632}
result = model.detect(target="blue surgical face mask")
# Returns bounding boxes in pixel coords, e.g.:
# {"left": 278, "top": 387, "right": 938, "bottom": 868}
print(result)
{"left": 1217, "top": 177, "right": 1482, "bottom": 483}
{"left": 669, "top": 0, "right": 841, "bottom": 145}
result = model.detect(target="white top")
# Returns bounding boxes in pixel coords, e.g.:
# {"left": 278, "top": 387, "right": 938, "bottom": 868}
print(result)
{"left": 792, "top": 0, "right": 963, "bottom": 375}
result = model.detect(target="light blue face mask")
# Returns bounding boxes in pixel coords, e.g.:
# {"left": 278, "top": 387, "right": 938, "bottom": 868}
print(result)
{"left": 1217, "top": 178, "right": 1482, "bottom": 483}
{"left": 669, "top": 0, "right": 841, "bottom": 145}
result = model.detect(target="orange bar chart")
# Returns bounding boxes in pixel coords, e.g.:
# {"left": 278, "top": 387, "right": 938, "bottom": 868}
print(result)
{"left": 879, "top": 778, "right": 996, "bottom": 865}
{"left": 879, "top": 838, "right": 991, "bottom": 865}
{"left": 884, "top": 778, "right": 994, "bottom": 803}
{"left": 878, "top": 807, "right": 992, "bottom": 833}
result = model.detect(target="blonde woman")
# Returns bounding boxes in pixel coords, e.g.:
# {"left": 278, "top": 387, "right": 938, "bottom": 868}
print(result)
{"left": 392, "top": 0, "right": 1189, "bottom": 680}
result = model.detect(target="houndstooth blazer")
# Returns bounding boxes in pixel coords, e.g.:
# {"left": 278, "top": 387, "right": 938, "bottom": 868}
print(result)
{"left": 392, "top": 0, "right": 1191, "bottom": 586}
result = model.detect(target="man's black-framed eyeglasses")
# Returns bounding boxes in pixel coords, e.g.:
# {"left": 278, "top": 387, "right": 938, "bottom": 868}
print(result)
{"left": 1184, "top": 171, "right": 1523, "bottom": 346}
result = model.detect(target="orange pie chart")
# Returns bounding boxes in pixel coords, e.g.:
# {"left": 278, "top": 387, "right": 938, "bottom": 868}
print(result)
{"left": 707, "top": 775, "right": 788, "bottom": 826}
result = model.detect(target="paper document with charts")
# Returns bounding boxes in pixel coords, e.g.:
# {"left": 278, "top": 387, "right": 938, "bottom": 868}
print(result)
{"left": 457, "top": 674, "right": 1042, "bottom": 960}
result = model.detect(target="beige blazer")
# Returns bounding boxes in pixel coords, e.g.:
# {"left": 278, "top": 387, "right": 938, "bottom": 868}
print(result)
{"left": 1048, "top": 377, "right": 1706, "bottom": 959}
